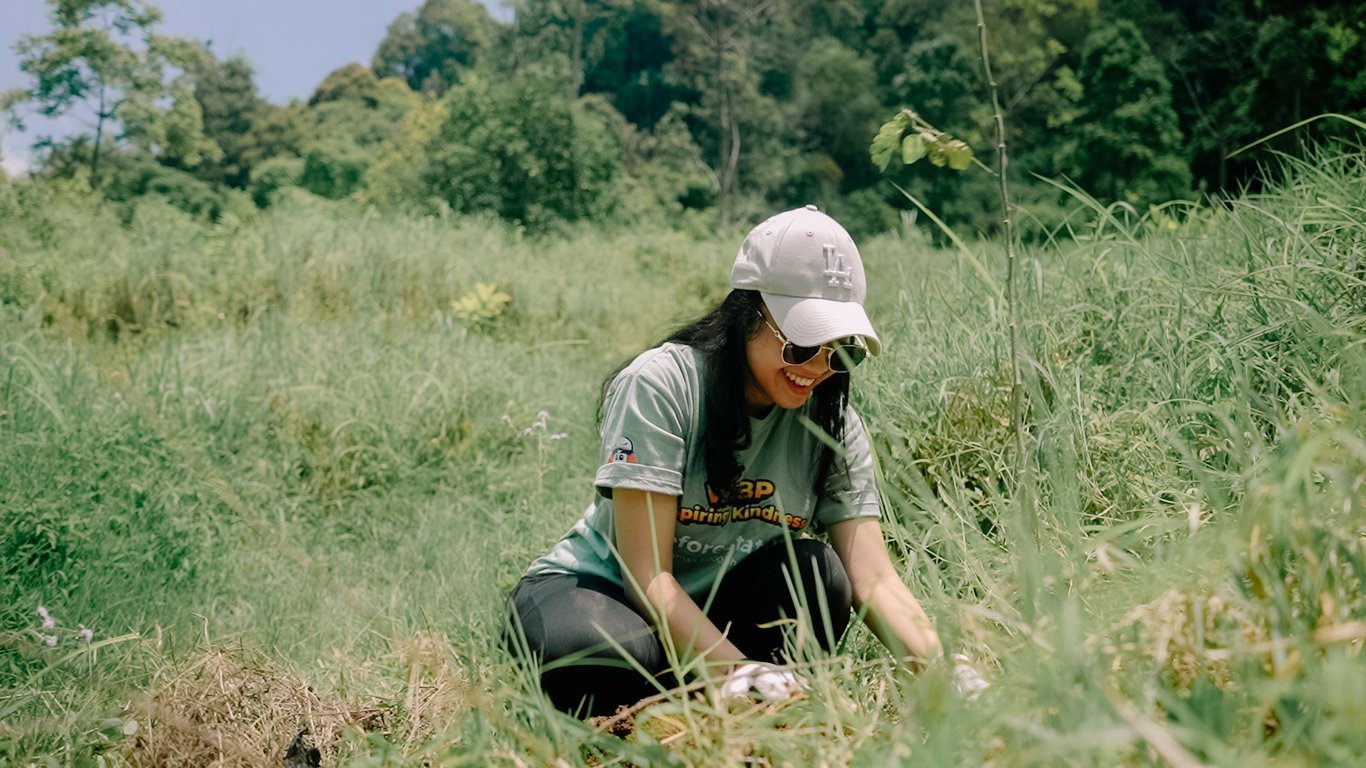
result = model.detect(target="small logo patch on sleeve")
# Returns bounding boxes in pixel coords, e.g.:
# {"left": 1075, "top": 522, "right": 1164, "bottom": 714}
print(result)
{"left": 609, "top": 436, "right": 637, "bottom": 464}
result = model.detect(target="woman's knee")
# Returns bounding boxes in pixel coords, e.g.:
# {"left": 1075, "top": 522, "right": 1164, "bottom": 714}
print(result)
{"left": 505, "top": 574, "right": 664, "bottom": 671}
{"left": 504, "top": 574, "right": 667, "bottom": 717}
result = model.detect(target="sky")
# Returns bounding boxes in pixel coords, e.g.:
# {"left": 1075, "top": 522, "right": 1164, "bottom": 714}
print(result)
{"left": 1, "top": 0, "right": 511, "bottom": 174}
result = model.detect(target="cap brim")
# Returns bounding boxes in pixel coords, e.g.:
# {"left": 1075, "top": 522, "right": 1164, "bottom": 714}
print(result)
{"left": 762, "top": 292, "right": 881, "bottom": 355}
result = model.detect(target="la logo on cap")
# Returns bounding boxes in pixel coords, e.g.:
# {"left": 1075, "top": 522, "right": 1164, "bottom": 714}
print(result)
{"left": 823, "top": 244, "right": 853, "bottom": 291}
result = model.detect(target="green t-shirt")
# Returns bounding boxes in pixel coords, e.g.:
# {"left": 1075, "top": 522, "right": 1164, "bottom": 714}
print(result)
{"left": 526, "top": 342, "right": 881, "bottom": 601}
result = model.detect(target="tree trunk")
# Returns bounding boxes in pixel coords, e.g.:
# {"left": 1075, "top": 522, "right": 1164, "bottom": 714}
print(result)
{"left": 90, "top": 85, "right": 108, "bottom": 186}
{"left": 713, "top": 19, "right": 732, "bottom": 230}
{"left": 570, "top": 1, "right": 584, "bottom": 100}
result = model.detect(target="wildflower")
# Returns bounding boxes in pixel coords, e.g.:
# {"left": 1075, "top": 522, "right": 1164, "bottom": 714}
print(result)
{"left": 44, "top": 635, "right": 57, "bottom": 647}
{"left": 38, "top": 606, "right": 55, "bottom": 629}
{"left": 549, "top": 433, "right": 569, "bottom": 441}
{"left": 79, "top": 625, "right": 94, "bottom": 643}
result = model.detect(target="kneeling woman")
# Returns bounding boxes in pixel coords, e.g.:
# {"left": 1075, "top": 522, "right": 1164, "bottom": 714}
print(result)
{"left": 506, "top": 206, "right": 943, "bottom": 717}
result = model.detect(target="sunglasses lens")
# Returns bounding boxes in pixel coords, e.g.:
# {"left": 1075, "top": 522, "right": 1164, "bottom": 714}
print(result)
{"left": 782, "top": 344, "right": 823, "bottom": 366}
{"left": 829, "top": 345, "right": 867, "bottom": 372}
{"left": 781, "top": 342, "right": 867, "bottom": 371}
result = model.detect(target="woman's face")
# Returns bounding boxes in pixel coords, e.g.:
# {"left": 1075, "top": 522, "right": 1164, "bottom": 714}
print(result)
{"left": 744, "top": 307, "right": 838, "bottom": 414}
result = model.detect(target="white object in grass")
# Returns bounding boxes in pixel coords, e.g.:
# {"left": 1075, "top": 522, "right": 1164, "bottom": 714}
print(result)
{"left": 719, "top": 662, "right": 804, "bottom": 702}
{"left": 951, "top": 653, "right": 990, "bottom": 700}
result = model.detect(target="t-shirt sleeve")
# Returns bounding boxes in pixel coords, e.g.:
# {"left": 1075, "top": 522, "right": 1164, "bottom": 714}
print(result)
{"left": 813, "top": 406, "right": 882, "bottom": 526}
{"left": 593, "top": 354, "right": 693, "bottom": 498}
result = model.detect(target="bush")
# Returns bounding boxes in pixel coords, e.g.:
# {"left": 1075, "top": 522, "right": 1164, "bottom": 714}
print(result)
{"left": 299, "top": 139, "right": 374, "bottom": 200}
{"left": 104, "top": 159, "right": 230, "bottom": 220}
{"left": 833, "top": 187, "right": 903, "bottom": 240}
{"left": 420, "top": 77, "right": 621, "bottom": 228}
{"left": 249, "top": 155, "right": 305, "bottom": 208}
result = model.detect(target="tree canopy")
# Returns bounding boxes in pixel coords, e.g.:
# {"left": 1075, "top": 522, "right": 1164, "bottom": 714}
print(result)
{"left": 6, "top": 0, "right": 1363, "bottom": 231}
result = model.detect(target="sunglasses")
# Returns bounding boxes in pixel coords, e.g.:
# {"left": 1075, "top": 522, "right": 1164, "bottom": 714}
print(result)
{"left": 757, "top": 311, "right": 868, "bottom": 372}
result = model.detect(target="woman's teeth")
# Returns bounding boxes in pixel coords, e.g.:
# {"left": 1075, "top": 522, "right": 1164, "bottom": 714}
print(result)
{"left": 785, "top": 371, "right": 814, "bottom": 387}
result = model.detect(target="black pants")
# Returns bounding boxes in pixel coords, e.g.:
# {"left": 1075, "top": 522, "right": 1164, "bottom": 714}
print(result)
{"left": 504, "top": 538, "right": 853, "bottom": 717}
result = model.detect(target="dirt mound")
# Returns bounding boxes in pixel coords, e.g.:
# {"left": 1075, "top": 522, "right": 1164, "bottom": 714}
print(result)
{"left": 125, "top": 645, "right": 384, "bottom": 767}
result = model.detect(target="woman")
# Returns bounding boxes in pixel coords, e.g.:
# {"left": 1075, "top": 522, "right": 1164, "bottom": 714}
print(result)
{"left": 506, "top": 206, "right": 955, "bottom": 717}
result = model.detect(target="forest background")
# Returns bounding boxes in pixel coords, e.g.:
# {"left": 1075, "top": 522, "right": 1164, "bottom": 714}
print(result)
{"left": 4, "top": 0, "right": 1364, "bottom": 237}
{"left": 2, "top": 0, "right": 1365, "bottom": 766}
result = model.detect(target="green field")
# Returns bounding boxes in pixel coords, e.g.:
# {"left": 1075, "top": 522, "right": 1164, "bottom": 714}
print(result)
{"left": 2, "top": 147, "right": 1364, "bottom": 767}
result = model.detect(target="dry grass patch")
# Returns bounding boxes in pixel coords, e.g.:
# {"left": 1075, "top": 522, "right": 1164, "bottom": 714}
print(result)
{"left": 385, "top": 628, "right": 475, "bottom": 750}
{"left": 125, "top": 644, "right": 385, "bottom": 767}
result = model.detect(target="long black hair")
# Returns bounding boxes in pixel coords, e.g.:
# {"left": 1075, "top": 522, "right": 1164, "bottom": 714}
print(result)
{"left": 600, "top": 289, "right": 850, "bottom": 501}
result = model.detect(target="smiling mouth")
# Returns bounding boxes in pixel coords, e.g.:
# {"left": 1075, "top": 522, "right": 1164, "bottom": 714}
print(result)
{"left": 784, "top": 370, "right": 815, "bottom": 388}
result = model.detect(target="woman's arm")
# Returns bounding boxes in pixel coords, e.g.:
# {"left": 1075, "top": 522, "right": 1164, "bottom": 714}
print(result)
{"left": 828, "top": 517, "right": 943, "bottom": 670}
{"left": 614, "top": 488, "right": 747, "bottom": 671}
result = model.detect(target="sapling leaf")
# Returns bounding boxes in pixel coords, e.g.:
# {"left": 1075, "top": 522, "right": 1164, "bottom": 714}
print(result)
{"left": 945, "top": 140, "right": 973, "bottom": 170}
{"left": 870, "top": 120, "right": 905, "bottom": 171}
{"left": 871, "top": 110, "right": 974, "bottom": 174}
{"left": 901, "top": 134, "right": 927, "bottom": 165}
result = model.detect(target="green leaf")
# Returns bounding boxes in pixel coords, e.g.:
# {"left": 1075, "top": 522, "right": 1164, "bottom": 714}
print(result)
{"left": 900, "top": 134, "right": 927, "bottom": 165}
{"left": 945, "top": 140, "right": 973, "bottom": 171}
{"left": 869, "top": 119, "right": 905, "bottom": 172}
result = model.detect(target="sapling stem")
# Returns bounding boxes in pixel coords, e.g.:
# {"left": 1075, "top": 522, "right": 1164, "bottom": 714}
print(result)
{"left": 975, "top": 0, "right": 1037, "bottom": 612}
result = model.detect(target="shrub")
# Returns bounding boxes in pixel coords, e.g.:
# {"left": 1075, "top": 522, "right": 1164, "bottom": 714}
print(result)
{"left": 299, "top": 139, "right": 373, "bottom": 200}
{"left": 249, "top": 155, "right": 305, "bottom": 208}
{"left": 420, "top": 77, "right": 621, "bottom": 228}
{"left": 104, "top": 159, "right": 229, "bottom": 220}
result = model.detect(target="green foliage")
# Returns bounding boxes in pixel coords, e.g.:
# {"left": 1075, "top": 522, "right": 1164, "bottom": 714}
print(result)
{"left": 371, "top": 0, "right": 498, "bottom": 95}
{"left": 248, "top": 155, "right": 304, "bottom": 208}
{"left": 1056, "top": 21, "right": 1191, "bottom": 206}
{"left": 120, "top": 82, "right": 223, "bottom": 170}
{"left": 188, "top": 55, "right": 268, "bottom": 188}
{"left": 831, "top": 187, "right": 903, "bottom": 240}
{"left": 11, "top": 0, "right": 1363, "bottom": 234}
{"left": 607, "top": 104, "right": 713, "bottom": 224}
{"left": 105, "top": 157, "right": 228, "bottom": 218}
{"left": 573, "top": 0, "right": 687, "bottom": 128}
{"left": 420, "top": 77, "right": 621, "bottom": 226}
{"left": 503, "top": 0, "right": 619, "bottom": 99}
{"left": 299, "top": 138, "right": 373, "bottom": 200}
{"left": 10, "top": 0, "right": 207, "bottom": 183}
{"left": 0, "top": 345, "right": 224, "bottom": 631}
{"left": 1107, "top": 0, "right": 1366, "bottom": 193}
{"left": 308, "top": 66, "right": 421, "bottom": 151}
{"left": 660, "top": 0, "right": 795, "bottom": 226}
{"left": 309, "top": 62, "right": 385, "bottom": 107}
{"left": 238, "top": 102, "right": 310, "bottom": 171}
{"left": 792, "top": 39, "right": 883, "bottom": 190}
{"left": 357, "top": 100, "right": 448, "bottom": 211}
{"left": 452, "top": 281, "right": 512, "bottom": 328}
{"left": 871, "top": 110, "right": 973, "bottom": 173}
{"left": 887, "top": 34, "right": 980, "bottom": 137}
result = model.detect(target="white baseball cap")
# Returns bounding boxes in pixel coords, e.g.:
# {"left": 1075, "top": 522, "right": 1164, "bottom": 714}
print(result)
{"left": 730, "top": 205, "right": 880, "bottom": 354}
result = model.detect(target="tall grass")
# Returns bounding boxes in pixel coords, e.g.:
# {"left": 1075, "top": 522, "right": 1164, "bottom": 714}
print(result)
{"left": 1, "top": 143, "right": 1363, "bottom": 766}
